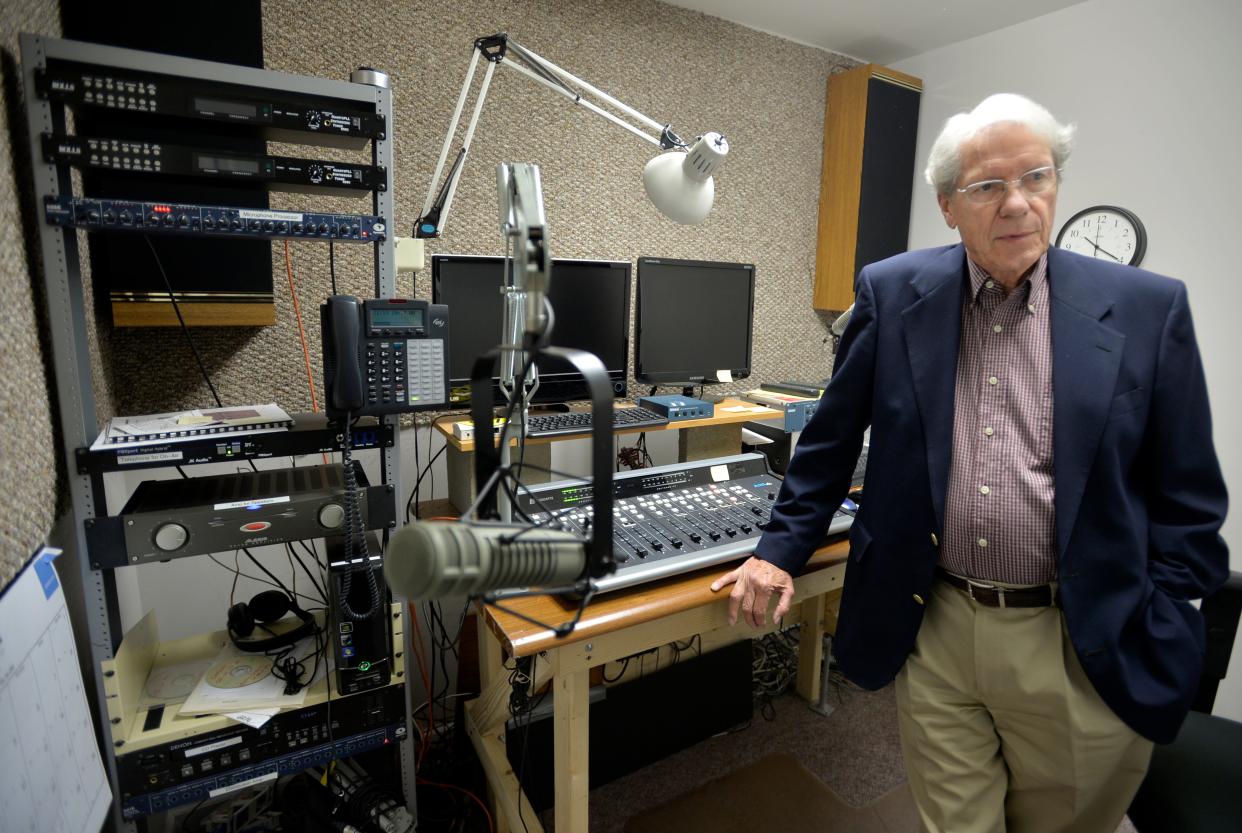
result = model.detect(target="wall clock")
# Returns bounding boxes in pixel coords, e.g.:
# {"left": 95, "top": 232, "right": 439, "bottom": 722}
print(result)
{"left": 1055, "top": 205, "right": 1146, "bottom": 266}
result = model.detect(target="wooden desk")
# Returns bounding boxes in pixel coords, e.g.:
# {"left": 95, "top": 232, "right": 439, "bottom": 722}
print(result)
{"left": 464, "top": 539, "right": 849, "bottom": 833}
{"left": 433, "top": 398, "right": 780, "bottom": 512}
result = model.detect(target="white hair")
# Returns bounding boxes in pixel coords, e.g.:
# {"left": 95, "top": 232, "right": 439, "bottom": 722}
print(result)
{"left": 924, "top": 93, "right": 1076, "bottom": 196}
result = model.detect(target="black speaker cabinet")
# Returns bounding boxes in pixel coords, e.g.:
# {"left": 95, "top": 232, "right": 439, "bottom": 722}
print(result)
{"left": 814, "top": 64, "right": 922, "bottom": 311}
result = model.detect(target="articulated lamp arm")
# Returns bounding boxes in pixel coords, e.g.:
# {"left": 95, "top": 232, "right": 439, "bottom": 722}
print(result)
{"left": 414, "top": 32, "right": 728, "bottom": 239}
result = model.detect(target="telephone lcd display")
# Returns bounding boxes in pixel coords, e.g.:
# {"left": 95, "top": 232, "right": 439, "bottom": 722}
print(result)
{"left": 369, "top": 308, "right": 423, "bottom": 329}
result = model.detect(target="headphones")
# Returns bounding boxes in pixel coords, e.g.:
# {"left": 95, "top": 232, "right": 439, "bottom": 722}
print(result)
{"left": 227, "top": 590, "right": 317, "bottom": 653}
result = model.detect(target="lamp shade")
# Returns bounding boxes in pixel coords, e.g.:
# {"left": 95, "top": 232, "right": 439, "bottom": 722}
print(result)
{"left": 642, "top": 132, "right": 729, "bottom": 224}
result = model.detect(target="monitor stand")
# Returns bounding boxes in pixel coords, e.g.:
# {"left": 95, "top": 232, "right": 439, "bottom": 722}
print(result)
{"left": 676, "top": 384, "right": 728, "bottom": 405}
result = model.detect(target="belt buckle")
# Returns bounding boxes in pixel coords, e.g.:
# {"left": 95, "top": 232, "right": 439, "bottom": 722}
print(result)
{"left": 966, "top": 578, "right": 1006, "bottom": 608}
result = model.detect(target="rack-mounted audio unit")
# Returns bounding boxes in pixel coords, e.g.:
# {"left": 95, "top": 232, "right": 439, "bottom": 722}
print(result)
{"left": 43, "top": 134, "right": 386, "bottom": 194}
{"left": 45, "top": 196, "right": 386, "bottom": 242}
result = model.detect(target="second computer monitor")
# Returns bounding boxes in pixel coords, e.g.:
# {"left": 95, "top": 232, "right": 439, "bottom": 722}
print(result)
{"left": 634, "top": 257, "right": 755, "bottom": 388}
{"left": 430, "top": 254, "right": 632, "bottom": 405}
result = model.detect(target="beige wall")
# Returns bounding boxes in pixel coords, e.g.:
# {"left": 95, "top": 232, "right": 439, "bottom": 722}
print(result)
{"left": 0, "top": 1, "right": 62, "bottom": 588}
{"left": 1, "top": 0, "right": 855, "bottom": 588}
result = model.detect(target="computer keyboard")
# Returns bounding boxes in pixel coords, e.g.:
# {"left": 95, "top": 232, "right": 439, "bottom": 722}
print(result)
{"left": 525, "top": 406, "right": 670, "bottom": 438}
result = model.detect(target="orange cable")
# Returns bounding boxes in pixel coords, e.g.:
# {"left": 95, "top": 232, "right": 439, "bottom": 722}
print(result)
{"left": 282, "top": 241, "right": 330, "bottom": 465}
{"left": 407, "top": 602, "right": 435, "bottom": 762}
{"left": 283, "top": 241, "right": 320, "bottom": 413}
{"left": 417, "top": 777, "right": 495, "bottom": 833}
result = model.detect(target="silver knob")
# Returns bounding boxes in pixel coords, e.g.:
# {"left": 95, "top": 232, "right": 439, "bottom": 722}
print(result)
{"left": 318, "top": 503, "right": 346, "bottom": 529}
{"left": 153, "top": 523, "right": 188, "bottom": 552}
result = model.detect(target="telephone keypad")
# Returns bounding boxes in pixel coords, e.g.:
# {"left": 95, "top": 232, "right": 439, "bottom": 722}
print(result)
{"left": 363, "top": 338, "right": 446, "bottom": 410}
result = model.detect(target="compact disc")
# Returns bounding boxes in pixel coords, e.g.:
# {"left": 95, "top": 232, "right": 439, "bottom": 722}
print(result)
{"left": 206, "top": 657, "right": 270, "bottom": 689}
{"left": 144, "top": 660, "right": 213, "bottom": 702}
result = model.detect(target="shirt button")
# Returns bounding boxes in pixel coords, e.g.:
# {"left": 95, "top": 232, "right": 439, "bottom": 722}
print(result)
{"left": 978, "top": 538, "right": 989, "bottom": 548}
{"left": 984, "top": 427, "right": 994, "bottom": 436}
{"left": 930, "top": 533, "right": 939, "bottom": 547}
{"left": 1028, "top": 303, "right": 1036, "bottom": 313}
{"left": 993, "top": 324, "right": 1003, "bottom": 333}
{"left": 979, "top": 485, "right": 991, "bottom": 495}
{"left": 985, "top": 280, "right": 994, "bottom": 289}
{"left": 913, "top": 594, "right": 925, "bottom": 605}
{"left": 988, "top": 376, "right": 999, "bottom": 386}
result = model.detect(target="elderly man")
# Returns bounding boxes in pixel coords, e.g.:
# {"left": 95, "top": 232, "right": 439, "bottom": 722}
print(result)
{"left": 712, "top": 93, "right": 1228, "bottom": 833}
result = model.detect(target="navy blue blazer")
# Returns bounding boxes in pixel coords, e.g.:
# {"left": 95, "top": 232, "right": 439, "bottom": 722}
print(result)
{"left": 756, "top": 243, "right": 1228, "bottom": 743}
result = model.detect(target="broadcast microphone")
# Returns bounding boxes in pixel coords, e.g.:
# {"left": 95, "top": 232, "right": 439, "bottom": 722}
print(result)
{"left": 384, "top": 521, "right": 587, "bottom": 599}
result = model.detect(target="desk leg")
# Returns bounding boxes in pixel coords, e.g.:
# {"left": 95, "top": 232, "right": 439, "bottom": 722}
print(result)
{"left": 446, "top": 443, "right": 552, "bottom": 513}
{"left": 478, "top": 613, "right": 505, "bottom": 694}
{"left": 796, "top": 593, "right": 826, "bottom": 702}
{"left": 552, "top": 658, "right": 590, "bottom": 833}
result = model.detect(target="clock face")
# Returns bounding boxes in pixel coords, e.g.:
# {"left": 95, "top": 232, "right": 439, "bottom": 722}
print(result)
{"left": 1056, "top": 205, "right": 1146, "bottom": 266}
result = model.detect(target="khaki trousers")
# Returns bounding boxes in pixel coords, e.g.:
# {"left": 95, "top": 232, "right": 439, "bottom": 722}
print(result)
{"left": 894, "top": 576, "right": 1153, "bottom": 833}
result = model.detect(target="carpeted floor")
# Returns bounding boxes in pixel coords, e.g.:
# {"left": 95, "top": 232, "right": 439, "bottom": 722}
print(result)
{"left": 537, "top": 681, "right": 1139, "bottom": 833}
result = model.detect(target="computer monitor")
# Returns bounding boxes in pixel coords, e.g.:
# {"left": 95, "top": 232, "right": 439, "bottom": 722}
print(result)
{"left": 430, "top": 254, "right": 631, "bottom": 406}
{"left": 634, "top": 257, "right": 754, "bottom": 390}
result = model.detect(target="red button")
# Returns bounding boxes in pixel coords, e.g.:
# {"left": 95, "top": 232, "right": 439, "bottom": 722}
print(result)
{"left": 240, "top": 521, "right": 271, "bottom": 532}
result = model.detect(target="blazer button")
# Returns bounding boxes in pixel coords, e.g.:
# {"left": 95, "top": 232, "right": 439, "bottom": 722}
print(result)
{"left": 913, "top": 594, "right": 925, "bottom": 605}
{"left": 930, "top": 533, "right": 939, "bottom": 547}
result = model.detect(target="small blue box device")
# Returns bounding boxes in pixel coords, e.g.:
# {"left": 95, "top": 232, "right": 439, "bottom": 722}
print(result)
{"left": 637, "top": 395, "right": 714, "bottom": 421}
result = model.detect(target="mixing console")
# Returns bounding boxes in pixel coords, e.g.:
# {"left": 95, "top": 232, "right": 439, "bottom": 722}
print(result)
{"left": 513, "top": 453, "right": 854, "bottom": 593}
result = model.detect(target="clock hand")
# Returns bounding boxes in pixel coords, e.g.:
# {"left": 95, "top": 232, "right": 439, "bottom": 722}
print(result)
{"left": 1078, "top": 231, "right": 1123, "bottom": 262}
{"left": 1094, "top": 243, "right": 1123, "bottom": 262}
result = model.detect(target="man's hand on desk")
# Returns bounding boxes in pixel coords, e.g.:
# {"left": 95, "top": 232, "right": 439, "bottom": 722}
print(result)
{"left": 711, "top": 556, "right": 795, "bottom": 628}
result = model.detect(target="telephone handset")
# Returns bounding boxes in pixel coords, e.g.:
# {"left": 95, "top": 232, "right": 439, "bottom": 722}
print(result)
{"left": 321, "top": 295, "right": 450, "bottom": 418}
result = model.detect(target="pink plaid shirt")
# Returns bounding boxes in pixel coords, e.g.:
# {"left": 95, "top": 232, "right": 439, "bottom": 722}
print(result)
{"left": 940, "top": 253, "right": 1057, "bottom": 585}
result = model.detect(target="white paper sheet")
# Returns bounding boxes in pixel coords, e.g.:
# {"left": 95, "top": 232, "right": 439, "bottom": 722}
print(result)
{"left": 0, "top": 548, "right": 112, "bottom": 833}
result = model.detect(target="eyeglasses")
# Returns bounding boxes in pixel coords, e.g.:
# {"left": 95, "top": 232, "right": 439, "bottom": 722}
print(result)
{"left": 956, "top": 166, "right": 1059, "bottom": 204}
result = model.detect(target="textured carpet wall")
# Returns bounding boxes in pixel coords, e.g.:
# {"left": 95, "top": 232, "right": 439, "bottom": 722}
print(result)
{"left": 1, "top": 0, "right": 857, "bottom": 587}
{"left": 1, "top": 2, "right": 63, "bottom": 589}
{"left": 105, "top": 0, "right": 856, "bottom": 413}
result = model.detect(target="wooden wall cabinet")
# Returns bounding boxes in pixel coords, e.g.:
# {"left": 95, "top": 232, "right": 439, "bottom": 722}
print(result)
{"left": 813, "top": 64, "right": 922, "bottom": 311}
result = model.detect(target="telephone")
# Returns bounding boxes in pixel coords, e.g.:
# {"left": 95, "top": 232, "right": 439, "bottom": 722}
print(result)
{"left": 321, "top": 295, "right": 450, "bottom": 417}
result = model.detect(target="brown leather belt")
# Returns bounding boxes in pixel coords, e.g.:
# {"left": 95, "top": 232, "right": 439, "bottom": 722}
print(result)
{"left": 936, "top": 568, "right": 1056, "bottom": 608}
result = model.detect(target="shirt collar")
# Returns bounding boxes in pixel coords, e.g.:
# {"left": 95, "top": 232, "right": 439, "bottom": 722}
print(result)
{"left": 966, "top": 251, "right": 1049, "bottom": 302}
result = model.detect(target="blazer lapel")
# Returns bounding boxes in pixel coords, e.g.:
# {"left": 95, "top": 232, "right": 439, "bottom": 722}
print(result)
{"left": 1048, "top": 248, "right": 1123, "bottom": 564}
{"left": 901, "top": 245, "right": 965, "bottom": 532}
